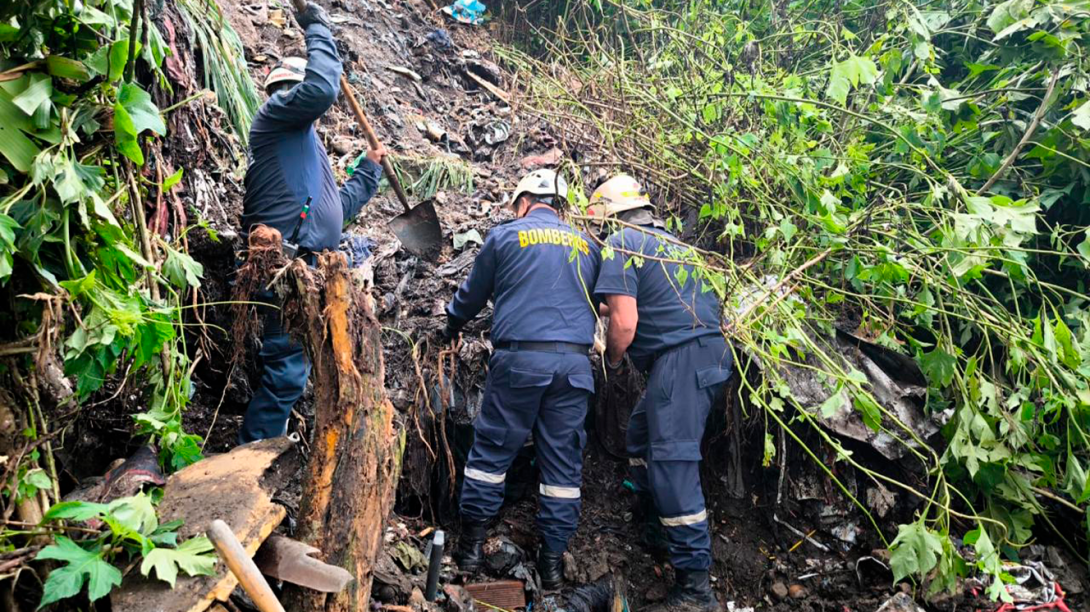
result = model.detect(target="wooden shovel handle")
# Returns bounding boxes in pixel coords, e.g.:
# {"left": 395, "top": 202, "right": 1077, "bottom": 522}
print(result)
{"left": 338, "top": 75, "right": 412, "bottom": 213}
{"left": 207, "top": 520, "right": 286, "bottom": 612}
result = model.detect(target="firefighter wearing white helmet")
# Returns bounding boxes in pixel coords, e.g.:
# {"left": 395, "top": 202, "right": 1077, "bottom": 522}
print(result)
{"left": 444, "top": 168, "right": 600, "bottom": 591}
{"left": 237, "top": 1, "right": 387, "bottom": 444}
{"left": 592, "top": 174, "right": 730, "bottom": 612}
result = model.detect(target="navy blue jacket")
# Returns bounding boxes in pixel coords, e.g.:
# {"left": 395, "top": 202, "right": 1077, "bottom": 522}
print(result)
{"left": 447, "top": 208, "right": 601, "bottom": 345}
{"left": 242, "top": 23, "right": 382, "bottom": 252}
{"left": 595, "top": 225, "right": 721, "bottom": 368}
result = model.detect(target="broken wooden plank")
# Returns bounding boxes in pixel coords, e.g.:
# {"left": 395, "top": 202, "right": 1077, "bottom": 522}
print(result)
{"left": 111, "top": 438, "right": 295, "bottom": 612}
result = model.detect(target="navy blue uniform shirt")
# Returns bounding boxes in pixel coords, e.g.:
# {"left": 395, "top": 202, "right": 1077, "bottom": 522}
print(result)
{"left": 447, "top": 208, "right": 601, "bottom": 344}
{"left": 242, "top": 23, "right": 382, "bottom": 252}
{"left": 594, "top": 225, "right": 721, "bottom": 367}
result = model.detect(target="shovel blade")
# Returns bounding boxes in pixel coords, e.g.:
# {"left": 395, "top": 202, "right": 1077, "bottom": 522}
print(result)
{"left": 389, "top": 201, "right": 443, "bottom": 261}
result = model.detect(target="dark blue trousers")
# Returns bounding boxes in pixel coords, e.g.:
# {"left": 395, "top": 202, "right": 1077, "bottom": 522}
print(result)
{"left": 239, "top": 308, "right": 311, "bottom": 443}
{"left": 627, "top": 335, "right": 732, "bottom": 570}
{"left": 460, "top": 348, "right": 594, "bottom": 552}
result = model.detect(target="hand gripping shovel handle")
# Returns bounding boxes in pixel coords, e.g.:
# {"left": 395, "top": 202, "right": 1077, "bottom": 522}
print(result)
{"left": 290, "top": 0, "right": 412, "bottom": 213}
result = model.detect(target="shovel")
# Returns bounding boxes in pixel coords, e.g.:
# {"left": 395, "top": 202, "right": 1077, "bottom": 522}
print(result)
{"left": 289, "top": 0, "right": 443, "bottom": 260}
{"left": 338, "top": 76, "right": 443, "bottom": 260}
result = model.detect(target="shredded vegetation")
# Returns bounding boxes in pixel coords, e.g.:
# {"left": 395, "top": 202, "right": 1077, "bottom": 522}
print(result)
{"left": 500, "top": 0, "right": 1090, "bottom": 597}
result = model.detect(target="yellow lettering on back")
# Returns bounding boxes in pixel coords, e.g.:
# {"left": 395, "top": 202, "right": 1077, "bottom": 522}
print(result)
{"left": 519, "top": 231, "right": 528, "bottom": 248}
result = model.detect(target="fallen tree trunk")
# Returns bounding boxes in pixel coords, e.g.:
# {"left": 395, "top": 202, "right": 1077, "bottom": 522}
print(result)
{"left": 278, "top": 251, "right": 402, "bottom": 612}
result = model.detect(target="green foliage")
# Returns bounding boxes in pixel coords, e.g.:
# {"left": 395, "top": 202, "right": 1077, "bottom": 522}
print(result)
{"left": 37, "top": 494, "right": 217, "bottom": 607}
{"left": 503, "top": 0, "right": 1090, "bottom": 596}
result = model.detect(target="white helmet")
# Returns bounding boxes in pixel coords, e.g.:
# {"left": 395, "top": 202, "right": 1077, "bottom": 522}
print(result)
{"left": 264, "top": 57, "right": 307, "bottom": 93}
{"left": 510, "top": 169, "right": 568, "bottom": 207}
{"left": 587, "top": 174, "right": 654, "bottom": 219}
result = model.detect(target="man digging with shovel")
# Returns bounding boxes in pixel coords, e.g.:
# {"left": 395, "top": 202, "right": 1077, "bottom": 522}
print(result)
{"left": 238, "top": 1, "right": 387, "bottom": 443}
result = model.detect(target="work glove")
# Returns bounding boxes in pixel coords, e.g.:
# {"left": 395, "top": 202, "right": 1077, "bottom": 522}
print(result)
{"left": 605, "top": 353, "right": 625, "bottom": 372}
{"left": 295, "top": 2, "right": 332, "bottom": 30}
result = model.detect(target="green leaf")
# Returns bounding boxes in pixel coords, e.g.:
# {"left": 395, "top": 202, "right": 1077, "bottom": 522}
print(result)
{"left": 46, "top": 56, "right": 91, "bottom": 82}
{"left": 11, "top": 74, "right": 52, "bottom": 117}
{"left": 163, "top": 167, "right": 184, "bottom": 190}
{"left": 162, "top": 246, "right": 204, "bottom": 289}
{"left": 113, "top": 102, "right": 144, "bottom": 165}
{"left": 1072, "top": 101, "right": 1090, "bottom": 132}
{"left": 23, "top": 468, "right": 52, "bottom": 490}
{"left": 889, "top": 522, "right": 943, "bottom": 582}
{"left": 853, "top": 394, "right": 882, "bottom": 431}
{"left": 43, "top": 500, "right": 110, "bottom": 522}
{"left": 920, "top": 348, "right": 956, "bottom": 387}
{"left": 36, "top": 537, "right": 122, "bottom": 607}
{"left": 826, "top": 54, "right": 878, "bottom": 105}
{"left": 140, "top": 536, "right": 216, "bottom": 587}
{"left": 108, "top": 493, "right": 159, "bottom": 535}
{"left": 117, "top": 83, "right": 166, "bottom": 137}
{"left": 0, "top": 96, "right": 41, "bottom": 172}
{"left": 819, "top": 392, "right": 845, "bottom": 418}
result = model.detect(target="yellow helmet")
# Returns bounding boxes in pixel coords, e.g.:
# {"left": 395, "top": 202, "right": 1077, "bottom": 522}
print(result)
{"left": 587, "top": 174, "right": 653, "bottom": 219}
{"left": 510, "top": 169, "right": 568, "bottom": 207}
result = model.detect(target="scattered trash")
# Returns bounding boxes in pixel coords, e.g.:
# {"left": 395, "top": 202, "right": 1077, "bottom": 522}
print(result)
{"left": 388, "top": 65, "right": 424, "bottom": 82}
{"left": 875, "top": 592, "right": 925, "bottom": 612}
{"left": 338, "top": 234, "right": 373, "bottom": 268}
{"left": 993, "top": 562, "right": 1073, "bottom": 612}
{"left": 464, "top": 71, "right": 509, "bottom": 103}
{"left": 483, "top": 536, "right": 524, "bottom": 575}
{"left": 453, "top": 229, "right": 483, "bottom": 250}
{"left": 268, "top": 8, "right": 286, "bottom": 28}
{"left": 854, "top": 554, "right": 892, "bottom": 587}
{"left": 442, "top": 0, "right": 486, "bottom": 25}
{"left": 519, "top": 147, "right": 564, "bottom": 170}
{"left": 465, "top": 580, "right": 526, "bottom": 610}
{"left": 393, "top": 540, "right": 429, "bottom": 572}
{"left": 725, "top": 603, "right": 755, "bottom": 612}
{"left": 866, "top": 483, "right": 898, "bottom": 518}
{"left": 426, "top": 29, "right": 454, "bottom": 49}
{"left": 481, "top": 119, "right": 510, "bottom": 146}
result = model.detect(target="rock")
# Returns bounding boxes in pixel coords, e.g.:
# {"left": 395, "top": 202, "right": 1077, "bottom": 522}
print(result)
{"left": 410, "top": 587, "right": 426, "bottom": 607}
{"left": 876, "top": 592, "right": 925, "bottom": 612}
{"left": 769, "top": 581, "right": 789, "bottom": 601}
{"left": 332, "top": 139, "right": 354, "bottom": 155}
{"left": 788, "top": 584, "right": 808, "bottom": 599}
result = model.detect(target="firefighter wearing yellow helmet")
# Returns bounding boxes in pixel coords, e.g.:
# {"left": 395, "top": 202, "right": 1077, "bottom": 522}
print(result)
{"left": 591, "top": 174, "right": 731, "bottom": 612}
{"left": 445, "top": 169, "right": 600, "bottom": 591}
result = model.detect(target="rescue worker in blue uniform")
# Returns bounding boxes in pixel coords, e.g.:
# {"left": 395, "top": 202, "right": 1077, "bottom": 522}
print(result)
{"left": 591, "top": 175, "right": 731, "bottom": 612}
{"left": 238, "top": 2, "right": 386, "bottom": 444}
{"left": 444, "top": 170, "right": 600, "bottom": 590}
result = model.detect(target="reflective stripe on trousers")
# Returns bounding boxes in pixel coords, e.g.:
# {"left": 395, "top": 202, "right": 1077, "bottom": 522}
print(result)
{"left": 626, "top": 335, "right": 732, "bottom": 570}
{"left": 460, "top": 349, "right": 592, "bottom": 553}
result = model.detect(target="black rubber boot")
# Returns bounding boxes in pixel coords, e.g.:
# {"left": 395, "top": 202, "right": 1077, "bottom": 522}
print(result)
{"left": 646, "top": 569, "right": 722, "bottom": 612}
{"left": 537, "top": 548, "right": 565, "bottom": 591}
{"left": 455, "top": 520, "right": 488, "bottom": 573}
{"left": 635, "top": 493, "right": 670, "bottom": 555}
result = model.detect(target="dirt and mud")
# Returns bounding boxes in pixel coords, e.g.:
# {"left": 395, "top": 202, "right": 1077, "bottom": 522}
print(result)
{"left": 49, "top": 0, "right": 1088, "bottom": 610}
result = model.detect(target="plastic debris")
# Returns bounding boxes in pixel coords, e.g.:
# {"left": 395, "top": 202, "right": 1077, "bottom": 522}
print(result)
{"left": 484, "top": 536, "right": 524, "bottom": 575}
{"left": 338, "top": 234, "right": 373, "bottom": 268}
{"left": 875, "top": 593, "right": 925, "bottom": 612}
{"left": 427, "top": 29, "right": 454, "bottom": 48}
{"left": 442, "top": 0, "right": 486, "bottom": 25}
{"left": 993, "top": 561, "right": 1073, "bottom": 612}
